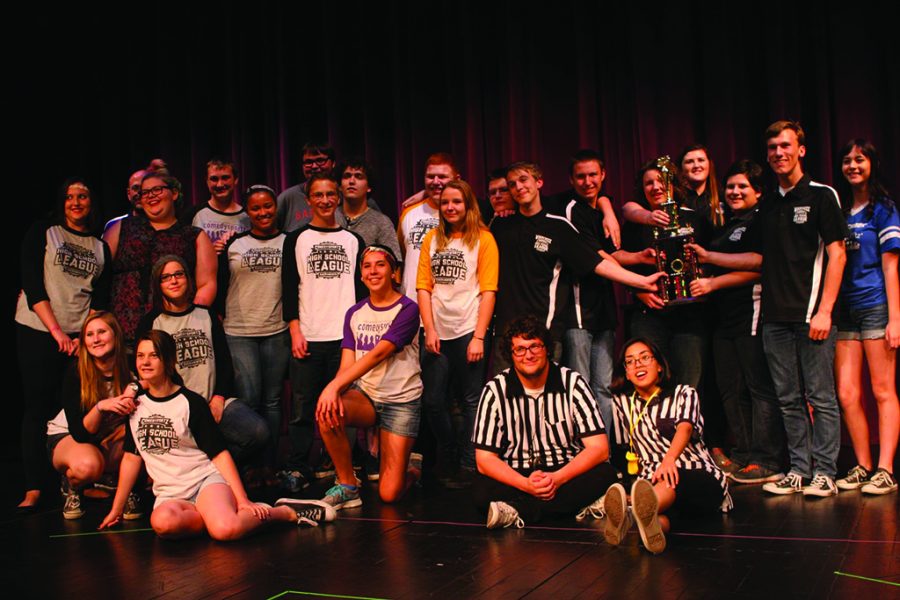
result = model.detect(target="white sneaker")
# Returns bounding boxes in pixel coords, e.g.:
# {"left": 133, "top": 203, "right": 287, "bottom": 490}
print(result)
{"left": 486, "top": 501, "right": 524, "bottom": 529}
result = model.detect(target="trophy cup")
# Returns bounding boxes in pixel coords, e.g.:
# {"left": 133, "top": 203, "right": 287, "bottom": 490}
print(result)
{"left": 651, "top": 156, "right": 703, "bottom": 305}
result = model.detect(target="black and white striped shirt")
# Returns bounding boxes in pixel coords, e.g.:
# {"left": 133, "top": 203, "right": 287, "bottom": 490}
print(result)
{"left": 612, "top": 385, "right": 727, "bottom": 494}
{"left": 472, "top": 363, "right": 606, "bottom": 470}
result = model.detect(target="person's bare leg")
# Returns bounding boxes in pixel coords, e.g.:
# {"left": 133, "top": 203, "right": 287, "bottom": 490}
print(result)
{"left": 150, "top": 500, "right": 206, "bottom": 539}
{"left": 863, "top": 338, "right": 899, "bottom": 471}
{"left": 835, "top": 340, "right": 872, "bottom": 469}
{"left": 196, "top": 483, "right": 297, "bottom": 541}
{"left": 320, "top": 390, "right": 376, "bottom": 486}
{"left": 51, "top": 436, "right": 105, "bottom": 488}
{"left": 377, "top": 430, "right": 417, "bottom": 503}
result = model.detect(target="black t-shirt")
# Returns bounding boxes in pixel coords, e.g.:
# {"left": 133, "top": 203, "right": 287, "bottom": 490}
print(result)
{"left": 491, "top": 208, "right": 602, "bottom": 339}
{"left": 759, "top": 175, "right": 849, "bottom": 324}
{"left": 709, "top": 208, "right": 762, "bottom": 338}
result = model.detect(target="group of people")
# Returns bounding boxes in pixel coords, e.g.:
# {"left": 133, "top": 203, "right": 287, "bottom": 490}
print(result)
{"left": 15, "top": 120, "right": 897, "bottom": 554}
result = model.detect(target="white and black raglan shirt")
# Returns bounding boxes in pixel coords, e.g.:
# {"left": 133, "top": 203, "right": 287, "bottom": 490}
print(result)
{"left": 759, "top": 175, "right": 849, "bottom": 323}
{"left": 16, "top": 221, "right": 111, "bottom": 334}
{"left": 216, "top": 231, "right": 288, "bottom": 337}
{"left": 282, "top": 225, "right": 367, "bottom": 342}
{"left": 472, "top": 363, "right": 606, "bottom": 470}
{"left": 125, "top": 386, "right": 227, "bottom": 502}
{"left": 137, "top": 305, "right": 234, "bottom": 402}
{"left": 186, "top": 203, "right": 251, "bottom": 246}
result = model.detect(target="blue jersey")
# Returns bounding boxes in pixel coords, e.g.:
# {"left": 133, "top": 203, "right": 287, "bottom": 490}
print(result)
{"left": 841, "top": 200, "right": 900, "bottom": 309}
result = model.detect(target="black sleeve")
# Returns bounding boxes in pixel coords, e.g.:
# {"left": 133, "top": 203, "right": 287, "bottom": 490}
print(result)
{"left": 20, "top": 222, "right": 50, "bottom": 307}
{"left": 213, "top": 237, "right": 234, "bottom": 318}
{"left": 351, "top": 230, "right": 368, "bottom": 301}
{"left": 59, "top": 364, "right": 91, "bottom": 443}
{"left": 124, "top": 414, "right": 137, "bottom": 454}
{"left": 89, "top": 240, "right": 113, "bottom": 311}
{"left": 554, "top": 219, "right": 603, "bottom": 278}
{"left": 135, "top": 310, "right": 160, "bottom": 341}
{"left": 818, "top": 188, "right": 851, "bottom": 245}
{"left": 185, "top": 389, "right": 228, "bottom": 459}
{"left": 178, "top": 202, "right": 203, "bottom": 228}
{"left": 281, "top": 231, "right": 301, "bottom": 321}
{"left": 210, "top": 311, "right": 235, "bottom": 398}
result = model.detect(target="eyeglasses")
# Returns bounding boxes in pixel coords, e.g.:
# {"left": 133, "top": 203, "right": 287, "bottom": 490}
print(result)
{"left": 160, "top": 270, "right": 186, "bottom": 283}
{"left": 303, "top": 156, "right": 331, "bottom": 167}
{"left": 140, "top": 185, "right": 171, "bottom": 199}
{"left": 511, "top": 343, "right": 546, "bottom": 358}
{"left": 624, "top": 353, "right": 656, "bottom": 369}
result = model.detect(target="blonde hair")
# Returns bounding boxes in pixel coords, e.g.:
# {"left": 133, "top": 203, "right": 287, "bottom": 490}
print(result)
{"left": 434, "top": 180, "right": 485, "bottom": 251}
{"left": 77, "top": 312, "right": 132, "bottom": 412}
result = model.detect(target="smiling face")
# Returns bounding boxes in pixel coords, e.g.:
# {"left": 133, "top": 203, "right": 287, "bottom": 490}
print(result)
{"left": 510, "top": 335, "right": 549, "bottom": 379}
{"left": 302, "top": 150, "right": 334, "bottom": 180}
{"left": 247, "top": 191, "right": 277, "bottom": 235}
{"left": 724, "top": 174, "right": 761, "bottom": 214}
{"left": 159, "top": 260, "right": 189, "bottom": 304}
{"left": 84, "top": 317, "right": 116, "bottom": 361}
{"left": 766, "top": 129, "right": 806, "bottom": 183}
{"left": 507, "top": 169, "right": 543, "bottom": 209}
{"left": 308, "top": 179, "right": 340, "bottom": 223}
{"left": 440, "top": 186, "right": 466, "bottom": 229}
{"left": 360, "top": 250, "right": 395, "bottom": 294}
{"left": 642, "top": 169, "right": 667, "bottom": 208}
{"left": 570, "top": 160, "right": 605, "bottom": 202}
{"left": 623, "top": 341, "right": 662, "bottom": 394}
{"left": 681, "top": 149, "right": 709, "bottom": 188}
{"left": 135, "top": 339, "right": 165, "bottom": 386}
{"left": 140, "top": 176, "right": 178, "bottom": 222}
{"left": 841, "top": 146, "right": 871, "bottom": 189}
{"left": 424, "top": 164, "right": 456, "bottom": 206}
{"left": 64, "top": 183, "right": 92, "bottom": 230}
{"left": 206, "top": 164, "right": 236, "bottom": 203}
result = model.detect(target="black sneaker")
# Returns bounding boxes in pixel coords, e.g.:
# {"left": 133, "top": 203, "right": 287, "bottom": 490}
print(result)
{"left": 274, "top": 498, "right": 337, "bottom": 527}
{"left": 123, "top": 492, "right": 144, "bottom": 520}
{"left": 730, "top": 464, "right": 784, "bottom": 484}
{"left": 836, "top": 465, "right": 870, "bottom": 491}
{"left": 364, "top": 453, "right": 380, "bottom": 482}
{"left": 277, "top": 470, "right": 310, "bottom": 493}
{"left": 763, "top": 472, "right": 805, "bottom": 495}
{"left": 802, "top": 473, "right": 838, "bottom": 498}
{"left": 861, "top": 469, "right": 897, "bottom": 495}
{"left": 313, "top": 456, "right": 336, "bottom": 479}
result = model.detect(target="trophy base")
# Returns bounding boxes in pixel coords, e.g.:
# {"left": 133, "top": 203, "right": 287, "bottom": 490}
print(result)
{"left": 661, "top": 295, "right": 706, "bottom": 307}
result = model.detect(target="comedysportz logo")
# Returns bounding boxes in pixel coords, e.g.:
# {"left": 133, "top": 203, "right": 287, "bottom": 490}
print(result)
{"left": 54, "top": 242, "right": 99, "bottom": 279}
{"left": 306, "top": 241, "right": 350, "bottom": 279}
{"left": 173, "top": 328, "right": 212, "bottom": 369}
{"left": 354, "top": 320, "right": 391, "bottom": 351}
{"left": 136, "top": 414, "right": 179, "bottom": 455}
{"left": 241, "top": 247, "right": 281, "bottom": 273}
{"left": 430, "top": 248, "right": 467, "bottom": 285}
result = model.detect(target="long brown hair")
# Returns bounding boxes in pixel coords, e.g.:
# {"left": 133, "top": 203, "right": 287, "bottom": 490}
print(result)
{"left": 434, "top": 179, "right": 485, "bottom": 251}
{"left": 77, "top": 312, "right": 132, "bottom": 412}
{"left": 678, "top": 144, "right": 724, "bottom": 227}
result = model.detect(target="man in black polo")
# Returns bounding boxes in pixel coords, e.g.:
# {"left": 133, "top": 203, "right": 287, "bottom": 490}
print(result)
{"left": 489, "top": 161, "right": 661, "bottom": 373}
{"left": 472, "top": 315, "right": 617, "bottom": 528}
{"left": 757, "top": 120, "right": 848, "bottom": 498}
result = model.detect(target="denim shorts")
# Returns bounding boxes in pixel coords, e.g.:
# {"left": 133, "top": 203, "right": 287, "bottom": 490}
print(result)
{"left": 836, "top": 303, "right": 889, "bottom": 340}
{"left": 348, "top": 384, "right": 420, "bottom": 438}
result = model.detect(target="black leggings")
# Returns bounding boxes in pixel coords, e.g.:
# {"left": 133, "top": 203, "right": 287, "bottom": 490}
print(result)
{"left": 18, "top": 324, "right": 73, "bottom": 490}
{"left": 472, "top": 462, "right": 618, "bottom": 523}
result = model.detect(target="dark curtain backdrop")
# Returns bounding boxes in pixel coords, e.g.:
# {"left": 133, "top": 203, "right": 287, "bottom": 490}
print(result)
{"left": 6, "top": 2, "right": 898, "bottom": 454}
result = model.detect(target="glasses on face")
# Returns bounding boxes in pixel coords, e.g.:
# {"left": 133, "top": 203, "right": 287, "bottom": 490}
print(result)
{"left": 624, "top": 353, "right": 655, "bottom": 369}
{"left": 310, "top": 190, "right": 339, "bottom": 200}
{"left": 511, "top": 343, "right": 546, "bottom": 358}
{"left": 140, "top": 185, "right": 171, "bottom": 199}
{"left": 160, "top": 270, "right": 186, "bottom": 283}
{"left": 303, "top": 156, "right": 331, "bottom": 167}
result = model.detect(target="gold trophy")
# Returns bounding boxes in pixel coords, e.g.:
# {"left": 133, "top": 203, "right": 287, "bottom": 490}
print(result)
{"left": 652, "top": 156, "right": 703, "bottom": 305}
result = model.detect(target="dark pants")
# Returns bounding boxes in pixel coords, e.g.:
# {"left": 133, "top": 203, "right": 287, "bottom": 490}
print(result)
{"left": 628, "top": 307, "right": 705, "bottom": 389}
{"left": 287, "top": 340, "right": 342, "bottom": 471}
{"left": 17, "top": 324, "right": 73, "bottom": 490}
{"left": 472, "top": 462, "right": 618, "bottom": 523}
{"left": 714, "top": 334, "right": 785, "bottom": 470}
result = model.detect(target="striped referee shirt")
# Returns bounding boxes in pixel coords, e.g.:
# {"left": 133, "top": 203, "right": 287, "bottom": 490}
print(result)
{"left": 472, "top": 363, "right": 606, "bottom": 470}
{"left": 611, "top": 385, "right": 727, "bottom": 494}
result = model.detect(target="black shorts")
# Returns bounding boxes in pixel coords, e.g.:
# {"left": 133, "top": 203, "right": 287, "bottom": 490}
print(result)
{"left": 669, "top": 468, "right": 726, "bottom": 516}
{"left": 46, "top": 432, "right": 69, "bottom": 462}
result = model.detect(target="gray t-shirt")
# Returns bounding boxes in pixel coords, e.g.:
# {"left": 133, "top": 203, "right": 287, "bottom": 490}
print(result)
{"left": 336, "top": 206, "right": 402, "bottom": 258}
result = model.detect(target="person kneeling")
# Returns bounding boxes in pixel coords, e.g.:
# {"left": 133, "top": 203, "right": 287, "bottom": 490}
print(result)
{"left": 472, "top": 315, "right": 617, "bottom": 529}
{"left": 100, "top": 330, "right": 334, "bottom": 539}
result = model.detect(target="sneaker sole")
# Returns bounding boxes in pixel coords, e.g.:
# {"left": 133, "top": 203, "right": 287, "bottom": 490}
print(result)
{"left": 860, "top": 485, "right": 897, "bottom": 496}
{"left": 802, "top": 489, "right": 838, "bottom": 498}
{"left": 62, "top": 510, "right": 85, "bottom": 520}
{"left": 603, "top": 484, "right": 629, "bottom": 546}
{"left": 632, "top": 479, "right": 665, "bottom": 554}
{"left": 762, "top": 481, "right": 803, "bottom": 495}
{"left": 123, "top": 512, "right": 144, "bottom": 521}
{"left": 731, "top": 472, "right": 785, "bottom": 485}
{"left": 836, "top": 480, "right": 865, "bottom": 491}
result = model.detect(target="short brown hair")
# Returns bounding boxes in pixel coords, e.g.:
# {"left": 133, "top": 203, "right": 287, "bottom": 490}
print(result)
{"left": 764, "top": 120, "right": 805, "bottom": 146}
{"left": 506, "top": 161, "right": 543, "bottom": 181}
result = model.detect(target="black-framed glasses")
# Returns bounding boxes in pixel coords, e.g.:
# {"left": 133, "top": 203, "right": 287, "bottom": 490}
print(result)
{"left": 160, "top": 270, "right": 186, "bottom": 283}
{"left": 303, "top": 156, "right": 331, "bottom": 167}
{"left": 140, "top": 185, "right": 171, "bottom": 199}
{"left": 624, "top": 353, "right": 655, "bottom": 369}
{"left": 511, "top": 343, "right": 546, "bottom": 358}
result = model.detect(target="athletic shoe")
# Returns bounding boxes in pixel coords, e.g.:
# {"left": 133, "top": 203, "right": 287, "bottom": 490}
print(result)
{"left": 861, "top": 469, "right": 898, "bottom": 495}
{"left": 274, "top": 498, "right": 337, "bottom": 526}
{"left": 123, "top": 492, "right": 144, "bottom": 520}
{"left": 62, "top": 488, "right": 84, "bottom": 520}
{"left": 631, "top": 479, "right": 665, "bottom": 554}
{"left": 803, "top": 473, "right": 838, "bottom": 498}
{"left": 730, "top": 464, "right": 785, "bottom": 484}
{"left": 364, "top": 453, "right": 380, "bottom": 482}
{"left": 321, "top": 483, "right": 362, "bottom": 510}
{"left": 313, "top": 456, "right": 336, "bottom": 479}
{"left": 836, "top": 465, "right": 870, "bottom": 491}
{"left": 408, "top": 452, "right": 423, "bottom": 473}
{"left": 576, "top": 493, "right": 606, "bottom": 522}
{"left": 711, "top": 448, "right": 741, "bottom": 474}
{"left": 486, "top": 501, "right": 524, "bottom": 529}
{"left": 602, "top": 485, "right": 632, "bottom": 546}
{"left": 762, "top": 472, "right": 805, "bottom": 495}
{"left": 277, "top": 470, "right": 310, "bottom": 494}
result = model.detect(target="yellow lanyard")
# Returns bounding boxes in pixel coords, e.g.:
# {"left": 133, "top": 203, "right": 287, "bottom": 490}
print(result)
{"left": 626, "top": 389, "right": 659, "bottom": 471}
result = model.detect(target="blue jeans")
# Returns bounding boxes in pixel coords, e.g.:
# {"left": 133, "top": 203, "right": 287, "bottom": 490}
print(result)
{"left": 218, "top": 399, "right": 271, "bottom": 466}
{"left": 562, "top": 328, "right": 616, "bottom": 445}
{"left": 762, "top": 323, "right": 840, "bottom": 478}
{"left": 421, "top": 331, "right": 487, "bottom": 470}
{"left": 287, "top": 340, "right": 342, "bottom": 472}
{"left": 227, "top": 330, "right": 290, "bottom": 466}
